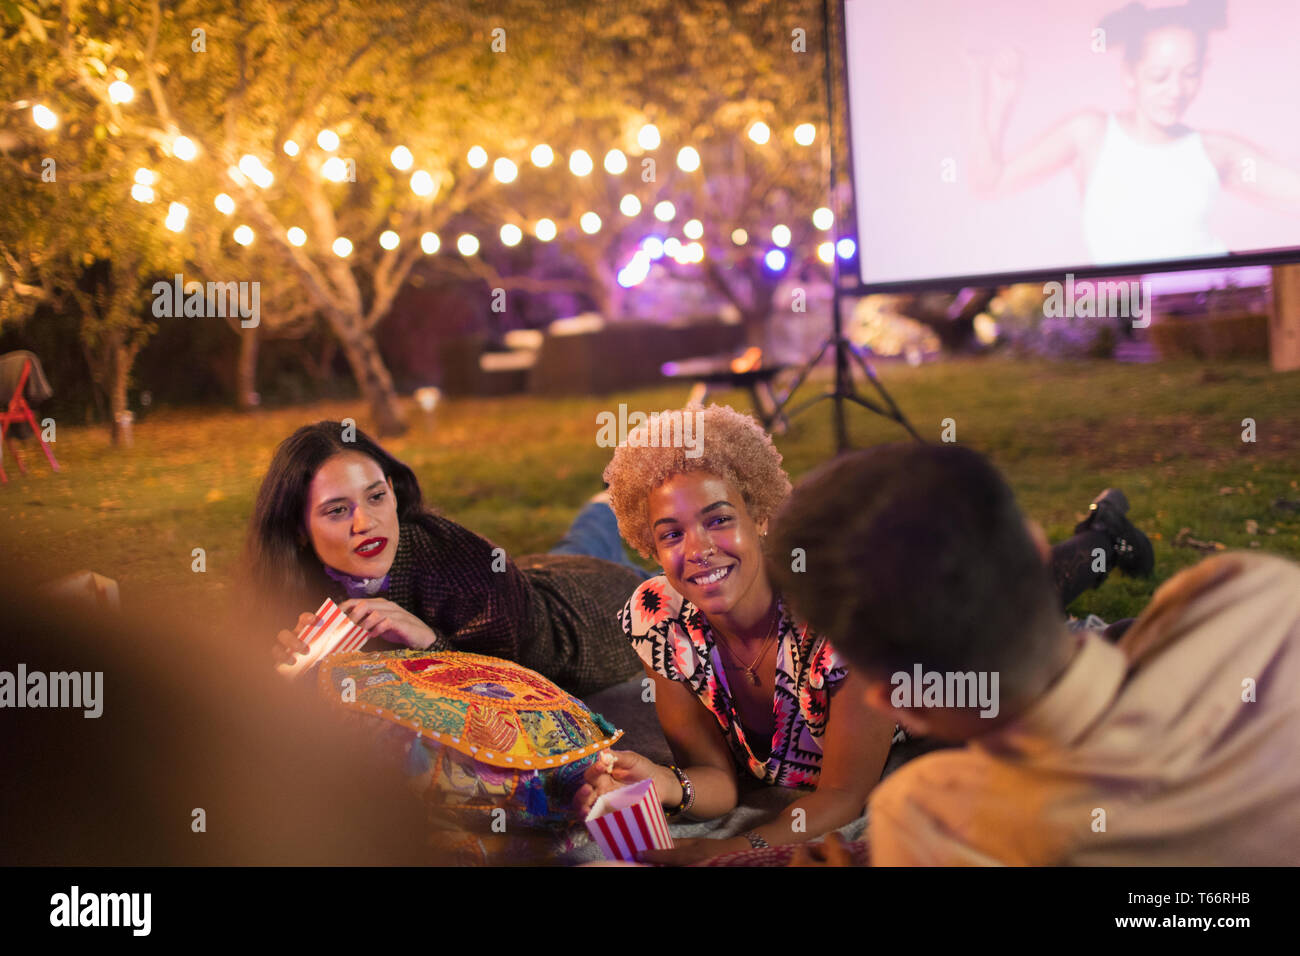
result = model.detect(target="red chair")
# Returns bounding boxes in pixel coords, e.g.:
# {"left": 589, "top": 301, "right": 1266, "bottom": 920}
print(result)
{"left": 0, "top": 354, "right": 60, "bottom": 483}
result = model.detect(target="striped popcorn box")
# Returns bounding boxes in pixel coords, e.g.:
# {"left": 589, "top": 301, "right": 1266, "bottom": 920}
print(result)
{"left": 276, "top": 598, "right": 373, "bottom": 680}
{"left": 584, "top": 778, "right": 675, "bottom": 862}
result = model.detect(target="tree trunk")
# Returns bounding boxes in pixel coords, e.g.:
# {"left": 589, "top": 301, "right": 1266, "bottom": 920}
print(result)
{"left": 109, "top": 333, "right": 132, "bottom": 446}
{"left": 894, "top": 289, "right": 998, "bottom": 354}
{"left": 236, "top": 323, "right": 260, "bottom": 410}
{"left": 742, "top": 281, "right": 778, "bottom": 352}
{"left": 338, "top": 324, "right": 407, "bottom": 436}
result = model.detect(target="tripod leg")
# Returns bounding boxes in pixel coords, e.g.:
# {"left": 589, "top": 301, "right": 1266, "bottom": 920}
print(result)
{"left": 782, "top": 387, "right": 835, "bottom": 422}
{"left": 757, "top": 379, "right": 789, "bottom": 434}
{"left": 772, "top": 335, "right": 832, "bottom": 417}
{"left": 847, "top": 345, "right": 924, "bottom": 442}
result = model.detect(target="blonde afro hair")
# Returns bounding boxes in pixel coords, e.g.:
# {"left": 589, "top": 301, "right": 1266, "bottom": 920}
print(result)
{"left": 602, "top": 403, "right": 793, "bottom": 558}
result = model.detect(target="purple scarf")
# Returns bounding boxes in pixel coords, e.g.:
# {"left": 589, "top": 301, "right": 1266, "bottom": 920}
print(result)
{"left": 323, "top": 564, "right": 391, "bottom": 600}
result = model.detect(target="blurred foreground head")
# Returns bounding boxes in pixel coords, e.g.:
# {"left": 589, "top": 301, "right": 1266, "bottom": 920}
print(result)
{"left": 0, "top": 558, "right": 439, "bottom": 865}
{"left": 769, "top": 443, "right": 1066, "bottom": 730}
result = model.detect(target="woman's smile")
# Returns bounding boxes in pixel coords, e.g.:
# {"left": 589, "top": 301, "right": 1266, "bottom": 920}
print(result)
{"left": 648, "top": 471, "right": 772, "bottom": 627}
{"left": 688, "top": 564, "right": 734, "bottom": 589}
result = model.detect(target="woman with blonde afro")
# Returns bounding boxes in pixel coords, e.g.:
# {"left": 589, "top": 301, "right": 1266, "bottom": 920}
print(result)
{"left": 574, "top": 404, "right": 901, "bottom": 865}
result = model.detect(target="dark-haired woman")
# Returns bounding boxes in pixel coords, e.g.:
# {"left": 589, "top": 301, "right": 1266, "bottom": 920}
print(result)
{"left": 247, "top": 420, "right": 647, "bottom": 697}
{"left": 968, "top": 0, "right": 1300, "bottom": 264}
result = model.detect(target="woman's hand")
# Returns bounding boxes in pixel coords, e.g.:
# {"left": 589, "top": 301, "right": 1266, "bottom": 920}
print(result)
{"left": 338, "top": 597, "right": 437, "bottom": 650}
{"left": 788, "top": 832, "right": 855, "bottom": 867}
{"left": 272, "top": 611, "right": 317, "bottom": 666}
{"left": 639, "top": 836, "right": 749, "bottom": 866}
{"left": 572, "top": 750, "right": 666, "bottom": 817}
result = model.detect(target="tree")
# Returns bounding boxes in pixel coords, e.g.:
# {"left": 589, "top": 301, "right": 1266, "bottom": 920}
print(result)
{"left": 3, "top": 0, "right": 631, "bottom": 434}
{"left": 443, "top": 0, "right": 837, "bottom": 353}
{"left": 5, "top": 0, "right": 840, "bottom": 433}
{"left": 1, "top": 5, "right": 175, "bottom": 443}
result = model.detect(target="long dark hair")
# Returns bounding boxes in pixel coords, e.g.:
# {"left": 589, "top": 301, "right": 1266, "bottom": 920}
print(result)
{"left": 242, "top": 420, "right": 430, "bottom": 625}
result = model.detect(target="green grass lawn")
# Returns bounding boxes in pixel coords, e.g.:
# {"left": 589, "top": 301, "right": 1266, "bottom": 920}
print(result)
{"left": 3, "top": 357, "right": 1297, "bottom": 626}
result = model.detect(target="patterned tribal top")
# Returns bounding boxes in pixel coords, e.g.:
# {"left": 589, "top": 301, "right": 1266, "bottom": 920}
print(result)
{"left": 620, "top": 574, "right": 873, "bottom": 790}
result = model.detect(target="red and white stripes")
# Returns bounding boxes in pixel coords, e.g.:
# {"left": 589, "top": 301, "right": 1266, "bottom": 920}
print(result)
{"left": 585, "top": 778, "right": 674, "bottom": 861}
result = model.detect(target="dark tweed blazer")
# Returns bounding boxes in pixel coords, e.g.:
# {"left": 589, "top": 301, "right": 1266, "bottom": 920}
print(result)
{"left": 333, "top": 514, "right": 644, "bottom": 697}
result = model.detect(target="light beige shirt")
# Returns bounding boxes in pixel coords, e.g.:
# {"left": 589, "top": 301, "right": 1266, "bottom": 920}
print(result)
{"left": 868, "top": 552, "right": 1300, "bottom": 865}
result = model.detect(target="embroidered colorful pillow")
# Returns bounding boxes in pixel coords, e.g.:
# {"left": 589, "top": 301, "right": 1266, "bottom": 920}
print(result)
{"left": 317, "top": 649, "right": 622, "bottom": 831}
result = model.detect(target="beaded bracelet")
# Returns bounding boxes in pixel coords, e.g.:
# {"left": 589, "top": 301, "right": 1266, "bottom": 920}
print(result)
{"left": 665, "top": 764, "right": 695, "bottom": 817}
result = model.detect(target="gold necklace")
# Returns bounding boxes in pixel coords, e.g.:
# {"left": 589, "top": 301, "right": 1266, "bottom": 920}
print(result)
{"left": 718, "top": 602, "right": 781, "bottom": 687}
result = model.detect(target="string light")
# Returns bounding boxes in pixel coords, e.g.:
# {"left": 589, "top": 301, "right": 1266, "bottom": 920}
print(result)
{"left": 332, "top": 237, "right": 353, "bottom": 257}
{"left": 317, "top": 130, "right": 339, "bottom": 151}
{"left": 637, "top": 124, "right": 661, "bottom": 150}
{"left": 793, "top": 123, "right": 816, "bottom": 146}
{"left": 379, "top": 230, "right": 400, "bottom": 250}
{"left": 420, "top": 232, "right": 440, "bottom": 254}
{"left": 287, "top": 227, "right": 307, "bottom": 246}
{"left": 836, "top": 237, "right": 856, "bottom": 259}
{"left": 604, "top": 149, "right": 627, "bottom": 174}
{"left": 676, "top": 146, "right": 700, "bottom": 172}
{"left": 233, "top": 225, "right": 255, "bottom": 246}
{"left": 569, "top": 150, "right": 593, "bottom": 176}
{"left": 32, "top": 104, "right": 57, "bottom": 130}
{"left": 108, "top": 80, "right": 134, "bottom": 104}
{"left": 467, "top": 146, "right": 488, "bottom": 168}
{"left": 134, "top": 168, "right": 156, "bottom": 186}
{"left": 813, "top": 207, "right": 834, "bottom": 230}
{"left": 653, "top": 200, "right": 675, "bottom": 222}
{"left": 322, "top": 157, "right": 349, "bottom": 182}
{"left": 534, "top": 219, "right": 557, "bottom": 241}
{"left": 283, "top": 140, "right": 300, "bottom": 156}
{"left": 683, "top": 219, "right": 703, "bottom": 240}
{"left": 817, "top": 241, "right": 835, "bottom": 264}
{"left": 619, "top": 194, "right": 641, "bottom": 216}
{"left": 410, "top": 170, "right": 435, "bottom": 196}
{"left": 580, "top": 212, "right": 602, "bottom": 234}
{"left": 214, "top": 193, "right": 235, "bottom": 215}
{"left": 493, "top": 158, "right": 518, "bottom": 183}
{"left": 130, "top": 183, "right": 155, "bottom": 203}
{"left": 764, "top": 249, "right": 787, "bottom": 270}
{"left": 530, "top": 144, "right": 554, "bottom": 167}
{"left": 500, "top": 224, "right": 523, "bottom": 246}
{"left": 390, "top": 146, "right": 413, "bottom": 171}
{"left": 457, "top": 234, "right": 480, "bottom": 256}
{"left": 164, "top": 202, "right": 188, "bottom": 232}
{"left": 771, "top": 224, "right": 791, "bottom": 248}
{"left": 618, "top": 250, "right": 652, "bottom": 288}
{"left": 172, "top": 135, "right": 197, "bottom": 161}
{"left": 748, "top": 122, "right": 771, "bottom": 145}
{"left": 731, "top": 228, "right": 748, "bottom": 246}
{"left": 239, "top": 154, "right": 272, "bottom": 189}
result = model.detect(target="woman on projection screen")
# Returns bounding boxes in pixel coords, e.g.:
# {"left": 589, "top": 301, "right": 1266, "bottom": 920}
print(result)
{"left": 968, "top": 0, "right": 1300, "bottom": 266}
